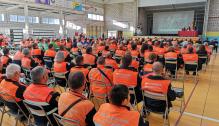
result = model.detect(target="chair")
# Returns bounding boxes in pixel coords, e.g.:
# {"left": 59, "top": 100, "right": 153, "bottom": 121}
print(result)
{"left": 129, "top": 87, "right": 138, "bottom": 109}
{"left": 198, "top": 56, "right": 208, "bottom": 71}
{"left": 183, "top": 61, "right": 198, "bottom": 83}
{"left": 0, "top": 96, "right": 8, "bottom": 126}
{"left": 142, "top": 85, "right": 170, "bottom": 126}
{"left": 0, "top": 92, "right": 29, "bottom": 126}
{"left": 23, "top": 99, "right": 58, "bottom": 126}
{"left": 43, "top": 57, "right": 54, "bottom": 70}
{"left": 53, "top": 72, "right": 68, "bottom": 92}
{"left": 165, "top": 58, "right": 178, "bottom": 79}
{"left": 53, "top": 113, "right": 80, "bottom": 126}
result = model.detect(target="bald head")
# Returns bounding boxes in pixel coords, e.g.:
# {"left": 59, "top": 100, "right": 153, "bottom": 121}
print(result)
{"left": 152, "top": 62, "right": 163, "bottom": 74}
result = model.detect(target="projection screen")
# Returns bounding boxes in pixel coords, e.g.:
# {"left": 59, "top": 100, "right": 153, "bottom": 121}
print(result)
{"left": 153, "top": 11, "right": 194, "bottom": 34}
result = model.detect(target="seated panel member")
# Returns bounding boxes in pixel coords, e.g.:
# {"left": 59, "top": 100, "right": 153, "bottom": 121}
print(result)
{"left": 23, "top": 66, "right": 60, "bottom": 126}
{"left": 58, "top": 72, "right": 96, "bottom": 126}
{"left": 93, "top": 84, "right": 149, "bottom": 126}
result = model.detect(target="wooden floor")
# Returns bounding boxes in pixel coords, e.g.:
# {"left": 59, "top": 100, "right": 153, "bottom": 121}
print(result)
{"left": 1, "top": 53, "right": 219, "bottom": 126}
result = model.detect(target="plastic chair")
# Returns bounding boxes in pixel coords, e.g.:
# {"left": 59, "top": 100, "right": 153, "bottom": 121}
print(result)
{"left": 53, "top": 72, "right": 68, "bottom": 92}
{"left": 183, "top": 61, "right": 198, "bottom": 83}
{"left": 142, "top": 85, "right": 170, "bottom": 126}
{"left": 199, "top": 56, "right": 208, "bottom": 71}
{"left": 43, "top": 57, "right": 54, "bottom": 70}
{"left": 53, "top": 113, "right": 80, "bottom": 126}
{"left": 23, "top": 99, "right": 58, "bottom": 126}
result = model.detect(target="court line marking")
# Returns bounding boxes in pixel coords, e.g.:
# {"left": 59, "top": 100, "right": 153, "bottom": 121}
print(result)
{"left": 183, "top": 112, "right": 219, "bottom": 123}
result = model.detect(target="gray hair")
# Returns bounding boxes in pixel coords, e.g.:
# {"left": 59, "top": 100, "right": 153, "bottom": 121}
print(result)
{"left": 22, "top": 48, "right": 30, "bottom": 56}
{"left": 54, "top": 51, "right": 65, "bottom": 62}
{"left": 152, "top": 62, "right": 163, "bottom": 73}
{"left": 31, "top": 66, "right": 46, "bottom": 83}
{"left": 6, "top": 64, "right": 21, "bottom": 79}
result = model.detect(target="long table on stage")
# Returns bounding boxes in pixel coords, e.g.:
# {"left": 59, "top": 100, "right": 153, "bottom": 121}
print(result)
{"left": 178, "top": 31, "right": 198, "bottom": 37}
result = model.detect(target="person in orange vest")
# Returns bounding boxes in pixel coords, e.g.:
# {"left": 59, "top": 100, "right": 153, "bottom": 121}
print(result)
{"left": 93, "top": 84, "right": 149, "bottom": 126}
{"left": 181, "top": 45, "right": 188, "bottom": 54}
{"left": 0, "top": 64, "right": 28, "bottom": 117}
{"left": 141, "top": 62, "right": 178, "bottom": 113}
{"left": 130, "top": 42, "right": 140, "bottom": 58}
{"left": 113, "top": 54, "right": 142, "bottom": 104}
{"left": 1, "top": 48, "right": 12, "bottom": 73}
{"left": 142, "top": 53, "right": 157, "bottom": 75}
{"left": 21, "top": 48, "right": 38, "bottom": 69}
{"left": 114, "top": 44, "right": 126, "bottom": 63}
{"left": 44, "top": 44, "right": 56, "bottom": 59}
{"left": 102, "top": 45, "right": 110, "bottom": 57}
{"left": 23, "top": 66, "right": 60, "bottom": 126}
{"left": 54, "top": 51, "right": 74, "bottom": 87}
{"left": 59, "top": 45, "right": 72, "bottom": 62}
{"left": 70, "top": 55, "right": 89, "bottom": 81}
{"left": 109, "top": 41, "right": 117, "bottom": 52}
{"left": 31, "top": 43, "right": 44, "bottom": 65}
{"left": 12, "top": 47, "right": 24, "bottom": 66}
{"left": 144, "top": 45, "right": 155, "bottom": 63}
{"left": 71, "top": 43, "right": 82, "bottom": 56}
{"left": 83, "top": 47, "right": 97, "bottom": 68}
{"left": 89, "top": 56, "right": 113, "bottom": 101}
{"left": 58, "top": 72, "right": 96, "bottom": 126}
{"left": 96, "top": 42, "right": 105, "bottom": 55}
{"left": 105, "top": 52, "right": 119, "bottom": 70}
{"left": 183, "top": 47, "right": 199, "bottom": 75}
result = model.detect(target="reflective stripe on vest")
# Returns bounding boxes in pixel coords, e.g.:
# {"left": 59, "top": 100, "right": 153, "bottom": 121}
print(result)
{"left": 113, "top": 69, "right": 138, "bottom": 87}
{"left": 141, "top": 77, "right": 170, "bottom": 94}
{"left": 93, "top": 103, "right": 140, "bottom": 126}
{"left": 54, "top": 62, "right": 67, "bottom": 73}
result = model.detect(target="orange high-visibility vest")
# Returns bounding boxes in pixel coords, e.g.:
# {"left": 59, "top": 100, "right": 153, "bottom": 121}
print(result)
{"left": 58, "top": 91, "right": 94, "bottom": 126}
{"left": 1, "top": 56, "right": 9, "bottom": 65}
{"left": 115, "top": 50, "right": 125, "bottom": 57}
{"left": 70, "top": 67, "right": 89, "bottom": 79}
{"left": 113, "top": 69, "right": 138, "bottom": 87}
{"left": 21, "top": 57, "right": 31, "bottom": 69}
{"left": 13, "top": 51, "right": 24, "bottom": 61}
{"left": 31, "top": 49, "right": 42, "bottom": 56}
{"left": 181, "top": 48, "right": 188, "bottom": 54}
{"left": 83, "top": 54, "right": 96, "bottom": 65}
{"left": 89, "top": 67, "right": 113, "bottom": 99}
{"left": 164, "top": 52, "right": 178, "bottom": 59}
{"left": 182, "top": 54, "right": 198, "bottom": 62}
{"left": 131, "top": 50, "right": 139, "bottom": 58}
{"left": 93, "top": 103, "right": 140, "bottom": 126}
{"left": 105, "top": 58, "right": 119, "bottom": 69}
{"left": 44, "top": 49, "right": 56, "bottom": 58}
{"left": 102, "top": 50, "right": 109, "bottom": 57}
{"left": 141, "top": 76, "right": 170, "bottom": 94}
{"left": 0, "top": 79, "right": 22, "bottom": 102}
{"left": 143, "top": 64, "right": 153, "bottom": 72}
{"left": 130, "top": 60, "right": 139, "bottom": 70}
{"left": 54, "top": 62, "right": 68, "bottom": 73}
{"left": 23, "top": 84, "right": 54, "bottom": 103}
{"left": 71, "top": 48, "right": 79, "bottom": 54}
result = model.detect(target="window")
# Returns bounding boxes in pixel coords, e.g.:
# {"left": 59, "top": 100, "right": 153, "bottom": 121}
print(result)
{"left": 88, "top": 13, "right": 104, "bottom": 21}
{"left": 28, "top": 16, "right": 33, "bottom": 23}
{"left": 48, "top": 18, "right": 59, "bottom": 25}
{"left": 42, "top": 18, "right": 49, "bottom": 24}
{"left": 0, "top": 14, "right": 4, "bottom": 21}
{"left": 100, "top": 16, "right": 103, "bottom": 21}
{"left": 32, "top": 17, "right": 39, "bottom": 23}
{"left": 88, "top": 14, "right": 92, "bottom": 19}
{"left": 10, "top": 15, "right": 17, "bottom": 22}
{"left": 17, "top": 16, "right": 25, "bottom": 22}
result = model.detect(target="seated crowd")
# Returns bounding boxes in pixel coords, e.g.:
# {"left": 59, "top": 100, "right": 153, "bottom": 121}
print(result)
{"left": 0, "top": 36, "right": 212, "bottom": 126}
